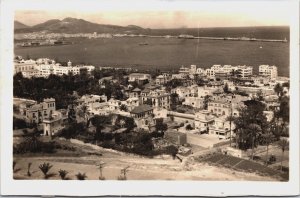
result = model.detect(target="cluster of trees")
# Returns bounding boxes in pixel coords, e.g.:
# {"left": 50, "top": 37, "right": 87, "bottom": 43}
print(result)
{"left": 233, "top": 92, "right": 289, "bottom": 162}
{"left": 13, "top": 68, "right": 131, "bottom": 109}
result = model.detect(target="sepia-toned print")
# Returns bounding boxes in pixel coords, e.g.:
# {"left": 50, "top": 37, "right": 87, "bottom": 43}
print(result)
{"left": 12, "top": 7, "right": 290, "bottom": 182}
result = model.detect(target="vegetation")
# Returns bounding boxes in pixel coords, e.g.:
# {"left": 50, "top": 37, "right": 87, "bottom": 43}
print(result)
{"left": 165, "top": 145, "right": 178, "bottom": 159}
{"left": 58, "top": 169, "right": 68, "bottom": 180}
{"left": 185, "top": 124, "right": 193, "bottom": 131}
{"left": 13, "top": 70, "right": 129, "bottom": 109}
{"left": 233, "top": 100, "right": 269, "bottom": 151}
{"left": 27, "top": 162, "right": 32, "bottom": 177}
{"left": 155, "top": 118, "right": 168, "bottom": 134}
{"left": 117, "top": 166, "right": 129, "bottom": 180}
{"left": 278, "top": 139, "right": 289, "bottom": 171}
{"left": 76, "top": 172, "right": 87, "bottom": 180}
{"left": 96, "top": 162, "right": 105, "bottom": 180}
{"left": 14, "top": 135, "right": 56, "bottom": 154}
{"left": 39, "top": 162, "right": 53, "bottom": 179}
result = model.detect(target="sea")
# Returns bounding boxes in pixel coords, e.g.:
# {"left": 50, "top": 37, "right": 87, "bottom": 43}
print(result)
{"left": 14, "top": 27, "right": 290, "bottom": 77}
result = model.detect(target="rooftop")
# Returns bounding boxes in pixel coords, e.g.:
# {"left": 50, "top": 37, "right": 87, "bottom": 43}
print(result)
{"left": 130, "top": 104, "right": 153, "bottom": 114}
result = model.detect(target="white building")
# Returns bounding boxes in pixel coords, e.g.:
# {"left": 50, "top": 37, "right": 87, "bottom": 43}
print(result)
{"left": 128, "top": 73, "right": 151, "bottom": 82}
{"left": 14, "top": 59, "right": 95, "bottom": 78}
{"left": 259, "top": 65, "right": 278, "bottom": 80}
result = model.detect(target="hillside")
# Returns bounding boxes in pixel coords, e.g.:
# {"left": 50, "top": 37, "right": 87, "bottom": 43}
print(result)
{"left": 14, "top": 17, "right": 146, "bottom": 34}
{"left": 14, "top": 21, "right": 29, "bottom": 30}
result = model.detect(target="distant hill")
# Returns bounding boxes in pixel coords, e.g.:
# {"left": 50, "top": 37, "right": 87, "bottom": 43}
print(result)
{"left": 14, "top": 17, "right": 146, "bottom": 34}
{"left": 14, "top": 17, "right": 289, "bottom": 40}
{"left": 14, "top": 21, "right": 29, "bottom": 30}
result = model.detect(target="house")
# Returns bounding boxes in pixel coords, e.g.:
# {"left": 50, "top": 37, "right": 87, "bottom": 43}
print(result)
{"left": 194, "top": 110, "right": 215, "bottom": 133}
{"left": 207, "top": 99, "right": 231, "bottom": 117}
{"left": 129, "top": 87, "right": 142, "bottom": 98}
{"left": 43, "top": 109, "right": 67, "bottom": 137}
{"left": 128, "top": 73, "right": 151, "bottom": 83}
{"left": 259, "top": 65, "right": 278, "bottom": 80}
{"left": 130, "top": 104, "right": 154, "bottom": 131}
{"left": 209, "top": 116, "right": 233, "bottom": 140}
{"left": 24, "top": 98, "right": 56, "bottom": 124}
{"left": 125, "top": 97, "right": 140, "bottom": 111}
{"left": 183, "top": 97, "right": 204, "bottom": 109}
{"left": 141, "top": 89, "right": 171, "bottom": 109}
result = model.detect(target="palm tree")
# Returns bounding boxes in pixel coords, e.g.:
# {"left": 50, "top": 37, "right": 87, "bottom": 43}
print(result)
{"left": 27, "top": 162, "right": 32, "bottom": 177}
{"left": 262, "top": 128, "right": 275, "bottom": 165}
{"left": 39, "top": 162, "right": 53, "bottom": 179}
{"left": 248, "top": 124, "right": 262, "bottom": 160}
{"left": 58, "top": 169, "right": 68, "bottom": 180}
{"left": 278, "top": 139, "right": 289, "bottom": 171}
{"left": 75, "top": 172, "right": 87, "bottom": 180}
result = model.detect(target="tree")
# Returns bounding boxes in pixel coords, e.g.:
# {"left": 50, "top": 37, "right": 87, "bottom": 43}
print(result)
{"left": 186, "top": 124, "right": 193, "bottom": 130}
{"left": 27, "top": 162, "right": 32, "bottom": 177}
{"left": 58, "top": 169, "right": 68, "bottom": 180}
{"left": 274, "top": 83, "right": 283, "bottom": 97}
{"left": 76, "top": 172, "right": 87, "bottom": 180}
{"left": 155, "top": 118, "right": 168, "bottom": 133}
{"left": 233, "top": 100, "right": 268, "bottom": 151}
{"left": 39, "top": 162, "right": 53, "bottom": 179}
{"left": 277, "top": 139, "right": 289, "bottom": 171}
{"left": 165, "top": 145, "right": 178, "bottom": 159}
{"left": 223, "top": 83, "right": 230, "bottom": 93}
{"left": 248, "top": 124, "right": 262, "bottom": 160}
{"left": 170, "top": 93, "right": 179, "bottom": 111}
{"left": 120, "top": 104, "right": 128, "bottom": 112}
{"left": 203, "top": 95, "right": 211, "bottom": 110}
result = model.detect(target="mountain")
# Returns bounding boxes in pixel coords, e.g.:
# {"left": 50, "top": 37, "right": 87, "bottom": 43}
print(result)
{"left": 14, "top": 17, "right": 146, "bottom": 34}
{"left": 14, "top": 21, "right": 29, "bottom": 30}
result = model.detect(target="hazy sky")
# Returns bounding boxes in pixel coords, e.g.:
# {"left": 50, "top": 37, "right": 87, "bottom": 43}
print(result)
{"left": 14, "top": 0, "right": 291, "bottom": 28}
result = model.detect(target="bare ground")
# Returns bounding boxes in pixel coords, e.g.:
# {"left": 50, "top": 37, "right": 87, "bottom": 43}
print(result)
{"left": 13, "top": 142, "right": 277, "bottom": 181}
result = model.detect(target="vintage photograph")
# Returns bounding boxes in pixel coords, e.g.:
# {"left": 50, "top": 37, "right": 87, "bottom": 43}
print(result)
{"left": 10, "top": 0, "right": 292, "bottom": 183}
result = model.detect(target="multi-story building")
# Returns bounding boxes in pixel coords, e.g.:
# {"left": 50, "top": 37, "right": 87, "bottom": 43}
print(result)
{"left": 130, "top": 104, "right": 154, "bottom": 130}
{"left": 235, "top": 65, "right": 253, "bottom": 79}
{"left": 128, "top": 73, "right": 151, "bottom": 82}
{"left": 208, "top": 99, "right": 231, "bottom": 117}
{"left": 259, "top": 65, "right": 278, "bottom": 80}
{"left": 141, "top": 89, "right": 171, "bottom": 109}
{"left": 14, "top": 59, "right": 95, "bottom": 78}
{"left": 194, "top": 110, "right": 215, "bottom": 132}
{"left": 14, "top": 59, "right": 38, "bottom": 74}
{"left": 43, "top": 109, "right": 67, "bottom": 137}
{"left": 24, "top": 98, "right": 56, "bottom": 124}
{"left": 205, "top": 64, "right": 253, "bottom": 79}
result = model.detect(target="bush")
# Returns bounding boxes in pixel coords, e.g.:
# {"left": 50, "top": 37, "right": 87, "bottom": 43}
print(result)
{"left": 268, "top": 155, "right": 276, "bottom": 164}
{"left": 76, "top": 172, "right": 87, "bottom": 180}
{"left": 165, "top": 145, "right": 178, "bottom": 159}
{"left": 58, "top": 169, "right": 68, "bottom": 180}
{"left": 13, "top": 137, "right": 56, "bottom": 154}
{"left": 185, "top": 124, "right": 193, "bottom": 130}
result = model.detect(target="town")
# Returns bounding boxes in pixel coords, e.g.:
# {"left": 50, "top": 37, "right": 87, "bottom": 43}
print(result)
{"left": 13, "top": 55, "right": 290, "bottom": 180}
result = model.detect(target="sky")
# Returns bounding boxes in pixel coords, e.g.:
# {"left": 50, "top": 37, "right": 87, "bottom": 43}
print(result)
{"left": 14, "top": 0, "right": 292, "bottom": 28}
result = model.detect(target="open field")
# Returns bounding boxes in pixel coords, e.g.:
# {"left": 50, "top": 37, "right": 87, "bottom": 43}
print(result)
{"left": 13, "top": 139, "right": 280, "bottom": 181}
{"left": 15, "top": 37, "right": 289, "bottom": 76}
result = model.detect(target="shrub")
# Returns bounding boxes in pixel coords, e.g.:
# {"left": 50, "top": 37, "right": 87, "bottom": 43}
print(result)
{"left": 39, "top": 162, "right": 53, "bottom": 179}
{"left": 58, "top": 169, "right": 68, "bottom": 180}
{"left": 268, "top": 155, "right": 276, "bottom": 164}
{"left": 165, "top": 145, "right": 178, "bottom": 159}
{"left": 76, "top": 172, "right": 87, "bottom": 180}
